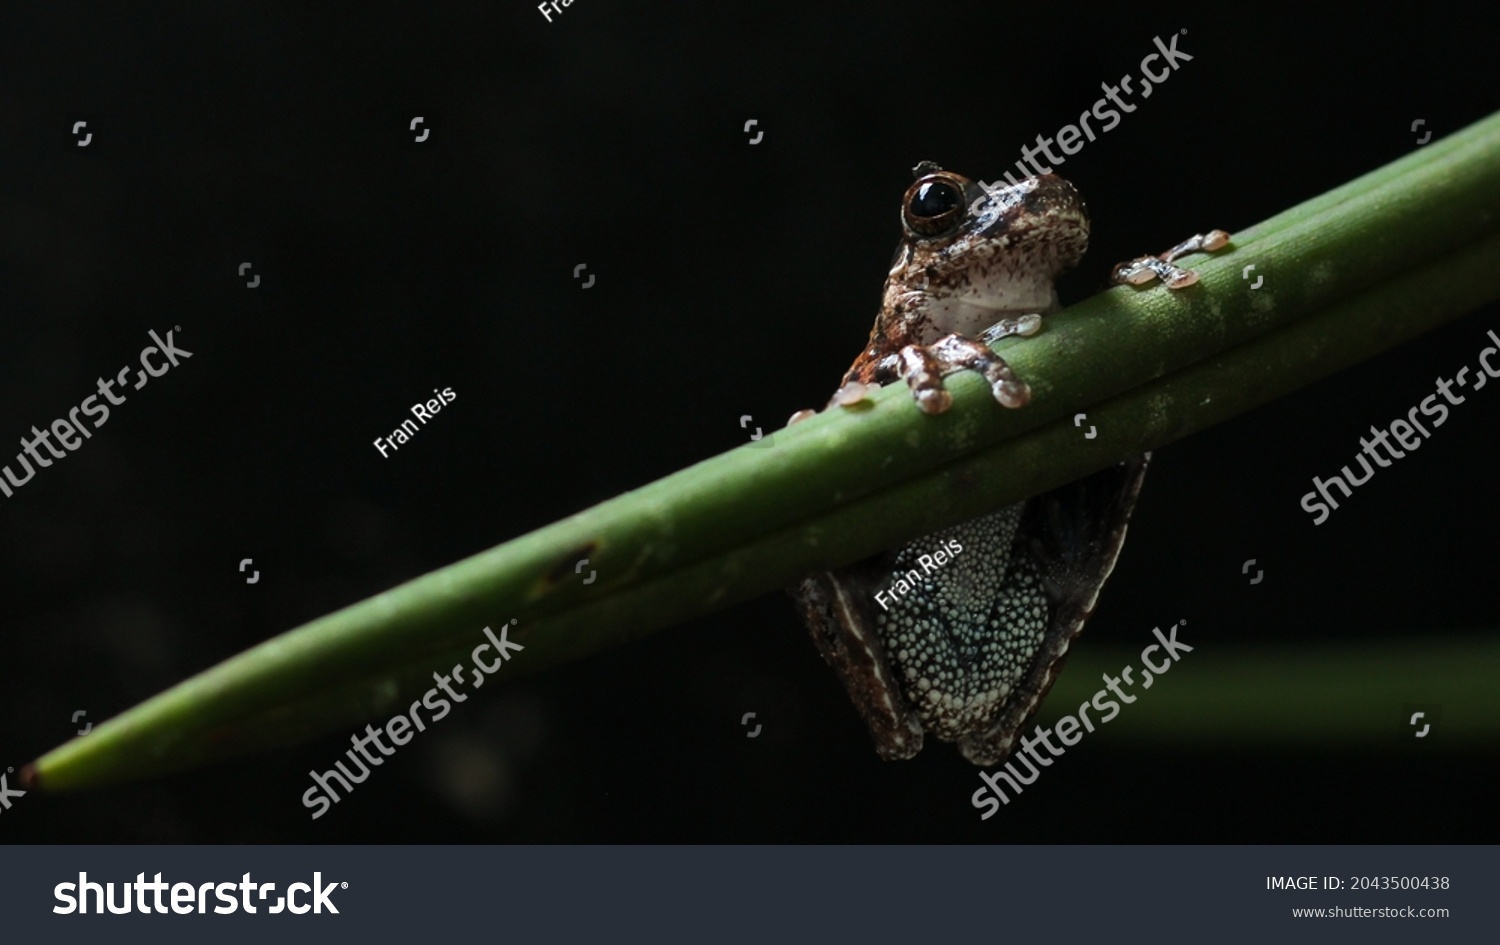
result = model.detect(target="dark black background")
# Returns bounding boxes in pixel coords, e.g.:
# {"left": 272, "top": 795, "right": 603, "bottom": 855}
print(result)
{"left": 1, "top": 1, "right": 1497, "bottom": 843}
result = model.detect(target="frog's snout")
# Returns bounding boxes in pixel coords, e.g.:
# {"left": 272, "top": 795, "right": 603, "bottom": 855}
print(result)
{"left": 1023, "top": 175, "right": 1089, "bottom": 230}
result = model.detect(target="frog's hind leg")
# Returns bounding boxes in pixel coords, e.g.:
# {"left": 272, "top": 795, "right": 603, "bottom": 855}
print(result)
{"left": 958, "top": 453, "right": 1151, "bottom": 766}
{"left": 791, "top": 567, "right": 925, "bottom": 761}
{"left": 901, "top": 333, "right": 1031, "bottom": 415}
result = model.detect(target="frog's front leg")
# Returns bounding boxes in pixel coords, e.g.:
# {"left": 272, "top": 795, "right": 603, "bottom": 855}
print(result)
{"left": 1111, "top": 228, "right": 1232, "bottom": 288}
{"left": 900, "top": 334, "right": 1021, "bottom": 414}
{"left": 900, "top": 313, "right": 1045, "bottom": 415}
{"left": 801, "top": 313, "right": 1046, "bottom": 422}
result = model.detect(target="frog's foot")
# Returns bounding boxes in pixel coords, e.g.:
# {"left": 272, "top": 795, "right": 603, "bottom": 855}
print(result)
{"left": 979, "top": 312, "right": 1043, "bottom": 345}
{"left": 901, "top": 333, "right": 1030, "bottom": 415}
{"left": 1111, "top": 228, "right": 1231, "bottom": 289}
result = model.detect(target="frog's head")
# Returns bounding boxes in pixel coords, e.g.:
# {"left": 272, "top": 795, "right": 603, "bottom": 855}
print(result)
{"left": 887, "top": 162, "right": 1089, "bottom": 333}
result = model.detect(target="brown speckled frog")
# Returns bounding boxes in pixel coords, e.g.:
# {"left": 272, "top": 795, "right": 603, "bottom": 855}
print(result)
{"left": 789, "top": 161, "right": 1227, "bottom": 766}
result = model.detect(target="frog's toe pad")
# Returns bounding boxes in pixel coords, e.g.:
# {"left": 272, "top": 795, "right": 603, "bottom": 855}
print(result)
{"left": 993, "top": 378, "right": 1030, "bottom": 409}
{"left": 832, "top": 381, "right": 875, "bottom": 406}
{"left": 914, "top": 387, "right": 953, "bottom": 415}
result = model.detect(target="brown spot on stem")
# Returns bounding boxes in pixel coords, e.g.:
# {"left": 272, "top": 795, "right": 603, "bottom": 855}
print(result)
{"left": 543, "top": 541, "right": 599, "bottom": 586}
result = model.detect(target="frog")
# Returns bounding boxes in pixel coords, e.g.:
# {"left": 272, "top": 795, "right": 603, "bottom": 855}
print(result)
{"left": 788, "top": 161, "right": 1228, "bottom": 765}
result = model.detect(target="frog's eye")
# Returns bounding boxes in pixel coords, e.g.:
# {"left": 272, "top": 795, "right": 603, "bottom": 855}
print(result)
{"left": 904, "top": 179, "right": 964, "bottom": 237}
